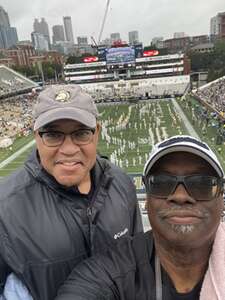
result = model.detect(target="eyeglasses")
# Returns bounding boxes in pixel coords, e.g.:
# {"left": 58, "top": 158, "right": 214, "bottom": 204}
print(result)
{"left": 143, "top": 174, "right": 224, "bottom": 201}
{"left": 38, "top": 128, "right": 95, "bottom": 147}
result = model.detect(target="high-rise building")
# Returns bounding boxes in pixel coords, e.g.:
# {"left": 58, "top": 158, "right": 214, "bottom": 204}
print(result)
{"left": 52, "top": 25, "right": 65, "bottom": 44}
{"left": 33, "top": 18, "right": 51, "bottom": 46}
{"left": 5, "top": 27, "right": 18, "bottom": 48}
{"left": 99, "top": 38, "right": 111, "bottom": 47}
{"left": 0, "top": 25, "right": 7, "bottom": 48}
{"left": 77, "top": 36, "right": 88, "bottom": 45}
{"left": 210, "top": 12, "right": 225, "bottom": 39}
{"left": 31, "top": 32, "right": 49, "bottom": 51}
{"left": 53, "top": 41, "right": 75, "bottom": 55}
{"left": 110, "top": 32, "right": 120, "bottom": 43}
{"left": 151, "top": 37, "right": 164, "bottom": 48}
{"left": 0, "top": 6, "right": 10, "bottom": 27}
{"left": 33, "top": 19, "right": 39, "bottom": 32}
{"left": 128, "top": 31, "right": 139, "bottom": 45}
{"left": 173, "top": 32, "right": 187, "bottom": 39}
{"left": 63, "top": 16, "right": 74, "bottom": 44}
{"left": 0, "top": 6, "right": 18, "bottom": 48}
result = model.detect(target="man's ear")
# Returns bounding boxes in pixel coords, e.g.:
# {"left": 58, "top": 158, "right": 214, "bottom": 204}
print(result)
{"left": 94, "top": 122, "right": 101, "bottom": 144}
{"left": 145, "top": 199, "right": 148, "bottom": 211}
{"left": 34, "top": 130, "right": 38, "bottom": 139}
{"left": 96, "top": 122, "right": 101, "bottom": 133}
{"left": 145, "top": 196, "right": 152, "bottom": 211}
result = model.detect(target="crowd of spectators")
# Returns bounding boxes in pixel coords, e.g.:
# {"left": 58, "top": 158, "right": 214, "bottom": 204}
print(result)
{"left": 0, "top": 65, "right": 39, "bottom": 147}
{"left": 0, "top": 95, "right": 35, "bottom": 148}
{"left": 195, "top": 76, "right": 225, "bottom": 117}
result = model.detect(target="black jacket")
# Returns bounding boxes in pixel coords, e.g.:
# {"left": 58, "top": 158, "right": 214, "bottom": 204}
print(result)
{"left": 0, "top": 149, "right": 142, "bottom": 300}
{"left": 56, "top": 231, "right": 202, "bottom": 300}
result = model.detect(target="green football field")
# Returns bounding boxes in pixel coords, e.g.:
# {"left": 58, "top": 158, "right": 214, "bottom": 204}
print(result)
{"left": 0, "top": 98, "right": 224, "bottom": 178}
{"left": 97, "top": 99, "right": 188, "bottom": 173}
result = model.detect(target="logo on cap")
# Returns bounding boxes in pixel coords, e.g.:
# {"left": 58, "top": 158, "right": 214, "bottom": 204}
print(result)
{"left": 55, "top": 90, "right": 71, "bottom": 102}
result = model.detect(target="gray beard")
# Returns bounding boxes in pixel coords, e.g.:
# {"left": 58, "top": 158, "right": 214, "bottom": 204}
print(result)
{"left": 170, "top": 224, "right": 195, "bottom": 234}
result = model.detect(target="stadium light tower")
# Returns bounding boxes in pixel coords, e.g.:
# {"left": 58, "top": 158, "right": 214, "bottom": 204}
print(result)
{"left": 98, "top": 0, "right": 111, "bottom": 44}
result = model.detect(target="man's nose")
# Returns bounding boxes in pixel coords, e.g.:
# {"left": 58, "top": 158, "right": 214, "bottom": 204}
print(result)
{"left": 59, "top": 135, "right": 80, "bottom": 154}
{"left": 167, "top": 183, "right": 196, "bottom": 204}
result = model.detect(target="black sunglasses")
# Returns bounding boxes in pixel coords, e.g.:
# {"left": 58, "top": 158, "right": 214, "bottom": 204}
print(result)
{"left": 143, "top": 174, "right": 224, "bottom": 201}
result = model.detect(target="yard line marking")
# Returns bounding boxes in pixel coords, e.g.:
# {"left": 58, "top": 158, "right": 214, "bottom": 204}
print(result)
{"left": 0, "top": 140, "right": 35, "bottom": 169}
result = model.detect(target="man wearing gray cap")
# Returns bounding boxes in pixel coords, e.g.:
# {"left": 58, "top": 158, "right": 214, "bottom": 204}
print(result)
{"left": 55, "top": 135, "right": 225, "bottom": 300}
{"left": 0, "top": 84, "right": 142, "bottom": 300}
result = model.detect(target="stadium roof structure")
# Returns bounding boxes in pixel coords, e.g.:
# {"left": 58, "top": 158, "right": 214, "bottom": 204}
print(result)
{"left": 0, "top": 65, "right": 39, "bottom": 99}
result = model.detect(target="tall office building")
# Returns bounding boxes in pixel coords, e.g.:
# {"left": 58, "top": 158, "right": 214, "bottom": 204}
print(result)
{"left": 0, "top": 6, "right": 10, "bottom": 27}
{"left": 31, "top": 31, "right": 49, "bottom": 51}
{"left": 33, "top": 18, "right": 51, "bottom": 46}
{"left": 210, "top": 16, "right": 220, "bottom": 36}
{"left": 5, "top": 27, "right": 18, "bottom": 48}
{"left": 0, "top": 25, "right": 6, "bottom": 48}
{"left": 210, "top": 12, "right": 225, "bottom": 39}
{"left": 110, "top": 32, "right": 120, "bottom": 43}
{"left": 63, "top": 16, "right": 74, "bottom": 44}
{"left": 77, "top": 36, "right": 88, "bottom": 45}
{"left": 52, "top": 25, "right": 65, "bottom": 43}
{"left": 151, "top": 36, "right": 164, "bottom": 48}
{"left": 0, "top": 6, "right": 18, "bottom": 48}
{"left": 173, "top": 32, "right": 187, "bottom": 38}
{"left": 128, "top": 31, "right": 139, "bottom": 45}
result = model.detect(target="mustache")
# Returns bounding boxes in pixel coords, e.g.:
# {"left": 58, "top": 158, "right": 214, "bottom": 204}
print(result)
{"left": 55, "top": 159, "right": 82, "bottom": 163}
{"left": 157, "top": 205, "right": 210, "bottom": 219}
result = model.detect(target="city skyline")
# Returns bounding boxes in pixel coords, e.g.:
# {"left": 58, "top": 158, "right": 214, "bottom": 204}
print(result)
{"left": 1, "top": 0, "right": 225, "bottom": 45}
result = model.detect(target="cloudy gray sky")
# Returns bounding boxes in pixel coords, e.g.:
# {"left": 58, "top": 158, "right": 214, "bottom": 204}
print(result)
{"left": 1, "top": 0, "right": 225, "bottom": 45}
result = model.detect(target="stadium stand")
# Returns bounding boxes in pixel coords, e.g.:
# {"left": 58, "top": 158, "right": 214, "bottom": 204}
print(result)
{"left": 81, "top": 75, "right": 190, "bottom": 102}
{"left": 194, "top": 75, "right": 225, "bottom": 117}
{"left": 0, "top": 65, "right": 38, "bottom": 148}
{"left": 0, "top": 65, "right": 38, "bottom": 99}
{"left": 0, "top": 95, "right": 34, "bottom": 148}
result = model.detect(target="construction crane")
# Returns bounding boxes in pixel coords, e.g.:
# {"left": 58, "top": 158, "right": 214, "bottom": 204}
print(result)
{"left": 98, "top": 0, "right": 111, "bottom": 45}
{"left": 91, "top": 36, "right": 98, "bottom": 48}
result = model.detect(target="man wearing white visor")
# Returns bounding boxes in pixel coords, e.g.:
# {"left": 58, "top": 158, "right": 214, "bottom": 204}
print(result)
{"left": 55, "top": 135, "right": 225, "bottom": 300}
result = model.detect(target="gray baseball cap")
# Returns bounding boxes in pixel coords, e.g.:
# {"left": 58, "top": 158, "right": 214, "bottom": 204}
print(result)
{"left": 33, "top": 84, "right": 99, "bottom": 130}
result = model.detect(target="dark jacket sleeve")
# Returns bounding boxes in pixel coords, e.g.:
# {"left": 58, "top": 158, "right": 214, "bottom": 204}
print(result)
{"left": 105, "top": 157, "right": 144, "bottom": 236}
{"left": 128, "top": 178, "right": 143, "bottom": 235}
{"left": 55, "top": 237, "right": 137, "bottom": 300}
{"left": 55, "top": 257, "right": 117, "bottom": 300}
{"left": 131, "top": 197, "right": 143, "bottom": 235}
{"left": 0, "top": 255, "right": 10, "bottom": 294}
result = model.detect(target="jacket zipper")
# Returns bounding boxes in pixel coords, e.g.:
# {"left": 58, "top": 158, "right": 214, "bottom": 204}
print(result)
{"left": 86, "top": 165, "right": 112, "bottom": 255}
{"left": 86, "top": 206, "right": 94, "bottom": 255}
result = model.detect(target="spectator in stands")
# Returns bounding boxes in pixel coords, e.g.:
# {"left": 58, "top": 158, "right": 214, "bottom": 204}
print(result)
{"left": 0, "top": 84, "right": 142, "bottom": 300}
{"left": 0, "top": 95, "right": 34, "bottom": 145}
{"left": 54, "top": 135, "right": 224, "bottom": 300}
{"left": 195, "top": 76, "right": 225, "bottom": 114}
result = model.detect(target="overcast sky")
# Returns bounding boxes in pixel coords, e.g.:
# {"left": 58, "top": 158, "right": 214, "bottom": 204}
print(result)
{"left": 1, "top": 0, "right": 225, "bottom": 45}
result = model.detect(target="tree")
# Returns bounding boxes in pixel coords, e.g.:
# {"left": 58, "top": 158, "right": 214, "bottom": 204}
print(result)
{"left": 188, "top": 51, "right": 212, "bottom": 72}
{"left": 188, "top": 39, "right": 225, "bottom": 81}
{"left": 12, "top": 65, "right": 36, "bottom": 78}
{"left": 66, "top": 56, "right": 82, "bottom": 64}
{"left": 42, "top": 62, "right": 55, "bottom": 79}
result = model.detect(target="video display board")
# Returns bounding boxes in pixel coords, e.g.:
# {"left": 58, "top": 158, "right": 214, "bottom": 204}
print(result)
{"left": 106, "top": 47, "right": 135, "bottom": 65}
{"left": 133, "top": 43, "right": 143, "bottom": 58}
{"left": 97, "top": 46, "right": 107, "bottom": 61}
